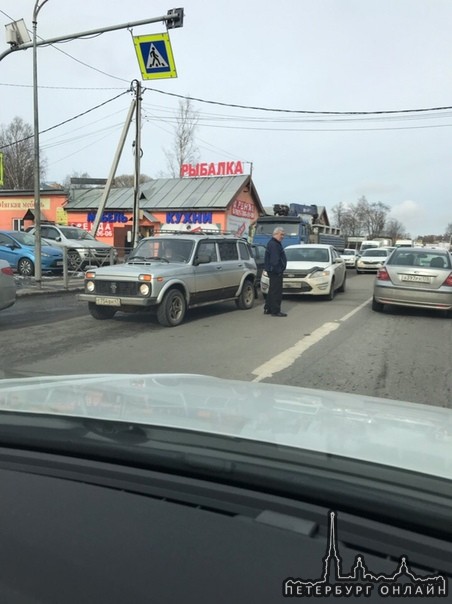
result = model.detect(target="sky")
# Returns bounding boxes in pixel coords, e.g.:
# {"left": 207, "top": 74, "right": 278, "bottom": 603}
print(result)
{"left": 1, "top": 0, "right": 452, "bottom": 238}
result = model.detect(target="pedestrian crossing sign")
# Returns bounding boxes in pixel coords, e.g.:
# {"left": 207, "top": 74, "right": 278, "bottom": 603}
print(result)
{"left": 133, "top": 32, "right": 177, "bottom": 80}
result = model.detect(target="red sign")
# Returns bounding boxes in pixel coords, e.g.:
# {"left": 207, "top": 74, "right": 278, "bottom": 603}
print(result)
{"left": 181, "top": 161, "right": 244, "bottom": 178}
{"left": 231, "top": 198, "right": 254, "bottom": 220}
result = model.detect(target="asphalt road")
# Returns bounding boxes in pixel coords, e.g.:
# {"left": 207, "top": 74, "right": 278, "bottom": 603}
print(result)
{"left": 1, "top": 271, "right": 451, "bottom": 407}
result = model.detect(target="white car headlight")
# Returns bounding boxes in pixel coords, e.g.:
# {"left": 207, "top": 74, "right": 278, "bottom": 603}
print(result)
{"left": 139, "top": 283, "right": 150, "bottom": 296}
{"left": 310, "top": 269, "right": 330, "bottom": 278}
{"left": 86, "top": 281, "right": 95, "bottom": 292}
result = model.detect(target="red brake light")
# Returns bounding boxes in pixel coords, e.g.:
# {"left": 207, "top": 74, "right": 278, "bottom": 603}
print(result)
{"left": 376, "top": 267, "right": 391, "bottom": 281}
{"left": 1, "top": 266, "right": 14, "bottom": 276}
{"left": 443, "top": 272, "right": 452, "bottom": 287}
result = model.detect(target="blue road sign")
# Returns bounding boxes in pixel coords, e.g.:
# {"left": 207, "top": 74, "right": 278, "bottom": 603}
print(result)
{"left": 133, "top": 33, "right": 177, "bottom": 80}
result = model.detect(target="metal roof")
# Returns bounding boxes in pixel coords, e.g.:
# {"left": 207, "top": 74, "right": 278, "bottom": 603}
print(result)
{"left": 66, "top": 176, "right": 264, "bottom": 213}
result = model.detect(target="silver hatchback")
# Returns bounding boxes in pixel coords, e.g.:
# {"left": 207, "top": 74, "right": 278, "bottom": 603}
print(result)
{"left": 372, "top": 247, "right": 452, "bottom": 315}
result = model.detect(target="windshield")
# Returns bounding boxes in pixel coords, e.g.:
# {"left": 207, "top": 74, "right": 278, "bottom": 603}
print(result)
{"left": 341, "top": 249, "right": 355, "bottom": 256}
{"left": 59, "top": 228, "right": 96, "bottom": 241}
{"left": 255, "top": 222, "right": 299, "bottom": 236}
{"left": 361, "top": 249, "right": 388, "bottom": 257}
{"left": 9, "top": 232, "right": 36, "bottom": 246}
{"left": 129, "top": 238, "right": 195, "bottom": 263}
{"left": 286, "top": 247, "right": 330, "bottom": 262}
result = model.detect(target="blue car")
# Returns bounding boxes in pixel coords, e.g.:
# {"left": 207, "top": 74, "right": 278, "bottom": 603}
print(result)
{"left": 0, "top": 230, "right": 64, "bottom": 276}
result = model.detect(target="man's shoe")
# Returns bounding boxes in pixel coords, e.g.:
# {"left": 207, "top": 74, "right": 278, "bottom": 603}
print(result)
{"left": 263, "top": 308, "right": 271, "bottom": 314}
{"left": 271, "top": 312, "right": 287, "bottom": 317}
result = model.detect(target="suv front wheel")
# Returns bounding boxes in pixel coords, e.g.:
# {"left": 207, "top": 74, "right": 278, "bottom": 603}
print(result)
{"left": 235, "top": 280, "right": 255, "bottom": 310}
{"left": 157, "top": 289, "right": 187, "bottom": 327}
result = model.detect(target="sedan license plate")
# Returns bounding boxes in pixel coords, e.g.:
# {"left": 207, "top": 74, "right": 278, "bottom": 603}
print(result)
{"left": 56, "top": 261, "right": 63, "bottom": 266}
{"left": 400, "top": 275, "right": 430, "bottom": 283}
{"left": 96, "top": 297, "right": 121, "bottom": 306}
{"left": 284, "top": 282, "right": 302, "bottom": 289}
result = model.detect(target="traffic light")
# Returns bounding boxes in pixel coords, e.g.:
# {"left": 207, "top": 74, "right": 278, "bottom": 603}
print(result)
{"left": 167, "top": 8, "right": 184, "bottom": 29}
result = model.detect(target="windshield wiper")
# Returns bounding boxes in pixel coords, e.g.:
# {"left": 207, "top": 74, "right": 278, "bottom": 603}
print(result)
{"left": 128, "top": 256, "right": 169, "bottom": 263}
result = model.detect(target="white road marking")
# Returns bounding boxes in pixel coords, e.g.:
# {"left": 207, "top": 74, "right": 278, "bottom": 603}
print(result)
{"left": 251, "top": 297, "right": 372, "bottom": 382}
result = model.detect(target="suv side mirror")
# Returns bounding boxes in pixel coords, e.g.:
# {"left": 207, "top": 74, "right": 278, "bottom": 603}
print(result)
{"left": 55, "top": 236, "right": 62, "bottom": 242}
{"left": 193, "top": 254, "right": 211, "bottom": 266}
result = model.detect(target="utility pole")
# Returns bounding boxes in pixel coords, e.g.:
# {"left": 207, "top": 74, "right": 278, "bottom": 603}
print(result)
{"left": 132, "top": 80, "right": 142, "bottom": 249}
{"left": 32, "top": 0, "right": 49, "bottom": 285}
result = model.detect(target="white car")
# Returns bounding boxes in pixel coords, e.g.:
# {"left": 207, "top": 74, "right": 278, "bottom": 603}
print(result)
{"left": 0, "top": 259, "right": 16, "bottom": 311}
{"left": 356, "top": 247, "right": 392, "bottom": 274}
{"left": 340, "top": 248, "right": 358, "bottom": 268}
{"left": 260, "top": 244, "right": 346, "bottom": 300}
{"left": 27, "top": 225, "right": 117, "bottom": 270}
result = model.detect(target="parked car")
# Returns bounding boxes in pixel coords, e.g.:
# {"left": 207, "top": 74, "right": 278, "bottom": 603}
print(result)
{"left": 27, "top": 225, "right": 117, "bottom": 270}
{"left": 0, "top": 230, "right": 64, "bottom": 276}
{"left": 356, "top": 247, "right": 392, "bottom": 274}
{"left": 372, "top": 246, "right": 452, "bottom": 315}
{"left": 250, "top": 243, "right": 266, "bottom": 296}
{"left": 260, "top": 244, "right": 346, "bottom": 300}
{"left": 79, "top": 234, "right": 257, "bottom": 326}
{"left": 0, "top": 259, "right": 16, "bottom": 311}
{"left": 340, "top": 248, "right": 358, "bottom": 268}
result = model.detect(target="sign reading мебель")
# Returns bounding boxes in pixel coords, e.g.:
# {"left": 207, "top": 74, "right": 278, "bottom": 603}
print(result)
{"left": 133, "top": 33, "right": 177, "bottom": 80}
{"left": 181, "top": 161, "right": 245, "bottom": 177}
{"left": 0, "top": 198, "right": 51, "bottom": 211}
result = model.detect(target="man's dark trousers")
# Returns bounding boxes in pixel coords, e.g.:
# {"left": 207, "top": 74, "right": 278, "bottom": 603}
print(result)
{"left": 267, "top": 272, "right": 283, "bottom": 315}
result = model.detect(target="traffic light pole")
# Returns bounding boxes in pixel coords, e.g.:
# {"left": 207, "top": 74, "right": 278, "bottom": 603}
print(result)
{"left": 1, "top": 7, "right": 184, "bottom": 279}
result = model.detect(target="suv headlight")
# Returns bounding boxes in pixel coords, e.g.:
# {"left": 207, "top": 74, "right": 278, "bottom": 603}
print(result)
{"left": 86, "top": 281, "right": 95, "bottom": 292}
{"left": 139, "top": 283, "right": 150, "bottom": 296}
{"left": 76, "top": 248, "right": 89, "bottom": 258}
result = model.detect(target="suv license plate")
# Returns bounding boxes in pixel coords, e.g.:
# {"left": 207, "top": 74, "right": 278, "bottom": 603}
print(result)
{"left": 96, "top": 297, "right": 120, "bottom": 306}
{"left": 400, "top": 275, "right": 430, "bottom": 283}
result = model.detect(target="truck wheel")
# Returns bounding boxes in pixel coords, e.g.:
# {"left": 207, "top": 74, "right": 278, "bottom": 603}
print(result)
{"left": 88, "top": 302, "right": 117, "bottom": 320}
{"left": 236, "top": 280, "right": 255, "bottom": 310}
{"left": 157, "top": 289, "right": 186, "bottom": 327}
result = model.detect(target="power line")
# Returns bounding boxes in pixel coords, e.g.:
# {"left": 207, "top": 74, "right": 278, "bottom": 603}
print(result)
{"left": 0, "top": 90, "right": 130, "bottom": 150}
{"left": 144, "top": 87, "right": 452, "bottom": 116}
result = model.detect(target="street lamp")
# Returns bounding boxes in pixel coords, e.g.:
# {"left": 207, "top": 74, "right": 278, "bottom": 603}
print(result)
{"left": 32, "top": 0, "right": 49, "bottom": 285}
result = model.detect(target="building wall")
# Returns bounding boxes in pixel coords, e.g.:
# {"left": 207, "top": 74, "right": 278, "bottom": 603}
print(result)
{"left": 0, "top": 193, "right": 66, "bottom": 231}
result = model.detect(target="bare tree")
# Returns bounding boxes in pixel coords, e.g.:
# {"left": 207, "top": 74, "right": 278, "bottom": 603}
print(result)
{"left": 0, "top": 116, "right": 46, "bottom": 189}
{"left": 163, "top": 98, "right": 200, "bottom": 177}
{"left": 331, "top": 202, "right": 362, "bottom": 236}
{"left": 445, "top": 222, "right": 452, "bottom": 238}
{"left": 385, "top": 218, "right": 407, "bottom": 242}
{"left": 355, "top": 196, "right": 389, "bottom": 238}
{"left": 112, "top": 174, "right": 152, "bottom": 188}
{"left": 332, "top": 197, "right": 391, "bottom": 238}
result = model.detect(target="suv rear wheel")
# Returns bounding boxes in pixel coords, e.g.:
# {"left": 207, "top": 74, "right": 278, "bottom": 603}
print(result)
{"left": 235, "top": 279, "right": 255, "bottom": 310}
{"left": 157, "top": 289, "right": 186, "bottom": 327}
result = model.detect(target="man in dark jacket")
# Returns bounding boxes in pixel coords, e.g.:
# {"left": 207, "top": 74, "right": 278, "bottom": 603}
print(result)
{"left": 264, "top": 227, "right": 287, "bottom": 317}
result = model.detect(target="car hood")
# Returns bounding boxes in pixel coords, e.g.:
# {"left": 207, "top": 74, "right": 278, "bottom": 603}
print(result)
{"left": 0, "top": 374, "right": 450, "bottom": 480}
{"left": 42, "top": 245, "right": 63, "bottom": 257}
{"left": 88, "top": 261, "right": 188, "bottom": 277}
{"left": 64, "top": 239, "right": 112, "bottom": 249}
{"left": 285, "top": 261, "right": 330, "bottom": 270}
{"left": 18, "top": 244, "right": 62, "bottom": 257}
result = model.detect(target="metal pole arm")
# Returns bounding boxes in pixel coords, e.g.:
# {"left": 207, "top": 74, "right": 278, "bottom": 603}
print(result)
{"left": 1, "top": 10, "right": 183, "bottom": 62}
